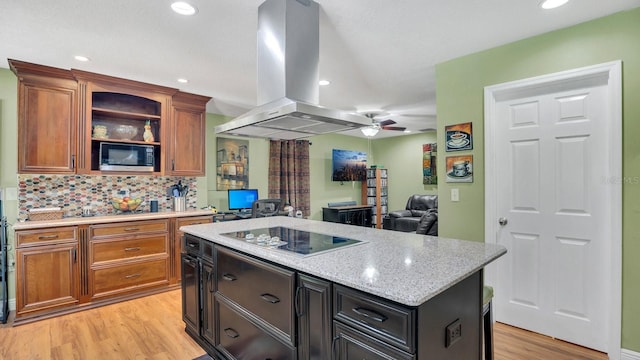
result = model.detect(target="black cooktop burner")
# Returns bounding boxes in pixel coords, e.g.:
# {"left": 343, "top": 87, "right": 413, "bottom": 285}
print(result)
{"left": 220, "top": 226, "right": 362, "bottom": 256}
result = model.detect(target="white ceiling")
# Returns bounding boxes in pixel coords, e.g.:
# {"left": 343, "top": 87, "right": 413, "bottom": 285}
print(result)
{"left": 1, "top": 0, "right": 638, "bottom": 138}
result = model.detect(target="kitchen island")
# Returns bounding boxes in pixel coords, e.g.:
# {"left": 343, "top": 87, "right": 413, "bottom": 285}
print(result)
{"left": 181, "top": 216, "right": 506, "bottom": 359}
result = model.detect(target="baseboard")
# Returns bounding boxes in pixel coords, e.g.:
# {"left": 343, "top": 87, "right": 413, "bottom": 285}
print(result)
{"left": 622, "top": 348, "right": 640, "bottom": 360}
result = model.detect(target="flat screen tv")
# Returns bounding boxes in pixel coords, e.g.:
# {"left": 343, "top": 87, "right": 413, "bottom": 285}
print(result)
{"left": 228, "top": 188, "right": 259, "bottom": 211}
{"left": 332, "top": 149, "right": 367, "bottom": 182}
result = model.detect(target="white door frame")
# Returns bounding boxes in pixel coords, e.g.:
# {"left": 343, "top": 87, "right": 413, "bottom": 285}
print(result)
{"left": 484, "top": 61, "right": 622, "bottom": 359}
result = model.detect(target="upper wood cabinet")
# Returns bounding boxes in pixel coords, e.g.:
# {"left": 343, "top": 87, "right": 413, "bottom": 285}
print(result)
{"left": 72, "top": 69, "right": 177, "bottom": 175}
{"left": 10, "top": 59, "right": 78, "bottom": 174}
{"left": 168, "top": 92, "right": 211, "bottom": 176}
{"left": 10, "top": 59, "right": 210, "bottom": 175}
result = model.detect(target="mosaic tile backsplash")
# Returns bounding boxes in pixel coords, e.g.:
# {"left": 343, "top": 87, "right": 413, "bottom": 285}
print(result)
{"left": 18, "top": 174, "right": 198, "bottom": 221}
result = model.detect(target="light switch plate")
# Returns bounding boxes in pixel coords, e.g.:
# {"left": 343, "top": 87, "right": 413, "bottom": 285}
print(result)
{"left": 451, "top": 188, "right": 459, "bottom": 202}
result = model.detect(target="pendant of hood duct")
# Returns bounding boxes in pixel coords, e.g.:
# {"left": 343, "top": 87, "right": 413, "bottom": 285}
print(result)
{"left": 215, "top": 0, "right": 370, "bottom": 140}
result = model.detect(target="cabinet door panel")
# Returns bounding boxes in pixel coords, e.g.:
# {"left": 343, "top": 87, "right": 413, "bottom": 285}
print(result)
{"left": 217, "top": 247, "right": 295, "bottom": 342}
{"left": 169, "top": 106, "right": 205, "bottom": 176}
{"left": 297, "top": 274, "right": 332, "bottom": 360}
{"left": 16, "top": 244, "right": 79, "bottom": 315}
{"left": 91, "top": 258, "right": 168, "bottom": 298}
{"left": 201, "top": 261, "right": 216, "bottom": 346}
{"left": 216, "top": 296, "right": 296, "bottom": 360}
{"left": 181, "top": 254, "right": 200, "bottom": 335}
{"left": 334, "top": 321, "right": 415, "bottom": 360}
{"left": 91, "top": 235, "right": 167, "bottom": 264}
{"left": 19, "top": 79, "right": 77, "bottom": 173}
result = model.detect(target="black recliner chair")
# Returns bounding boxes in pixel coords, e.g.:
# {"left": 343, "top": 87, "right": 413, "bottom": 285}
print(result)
{"left": 385, "top": 194, "right": 438, "bottom": 233}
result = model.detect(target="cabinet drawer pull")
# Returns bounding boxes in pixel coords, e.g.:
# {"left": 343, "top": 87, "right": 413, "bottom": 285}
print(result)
{"left": 124, "top": 247, "right": 141, "bottom": 252}
{"left": 352, "top": 307, "right": 388, "bottom": 322}
{"left": 124, "top": 227, "right": 140, "bottom": 232}
{"left": 260, "top": 293, "right": 280, "bottom": 304}
{"left": 222, "top": 273, "right": 237, "bottom": 282}
{"left": 125, "top": 273, "right": 141, "bottom": 279}
{"left": 187, "top": 243, "right": 197, "bottom": 248}
{"left": 223, "top": 327, "right": 239, "bottom": 339}
{"left": 38, "top": 234, "right": 59, "bottom": 239}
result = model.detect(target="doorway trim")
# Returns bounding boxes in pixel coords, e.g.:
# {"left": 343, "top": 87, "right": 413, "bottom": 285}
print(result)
{"left": 483, "top": 61, "right": 622, "bottom": 359}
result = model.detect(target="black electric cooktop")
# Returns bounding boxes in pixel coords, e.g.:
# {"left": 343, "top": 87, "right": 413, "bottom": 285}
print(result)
{"left": 220, "top": 226, "right": 363, "bottom": 256}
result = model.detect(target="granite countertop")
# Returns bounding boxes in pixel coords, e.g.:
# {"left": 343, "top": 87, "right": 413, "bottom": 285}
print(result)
{"left": 181, "top": 217, "right": 507, "bottom": 307}
{"left": 12, "top": 209, "right": 215, "bottom": 230}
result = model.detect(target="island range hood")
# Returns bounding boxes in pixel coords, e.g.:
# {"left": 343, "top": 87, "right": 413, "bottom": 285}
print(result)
{"left": 215, "top": 0, "right": 370, "bottom": 140}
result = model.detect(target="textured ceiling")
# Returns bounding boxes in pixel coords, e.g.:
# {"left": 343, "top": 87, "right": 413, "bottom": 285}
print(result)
{"left": 1, "top": 0, "right": 638, "bottom": 138}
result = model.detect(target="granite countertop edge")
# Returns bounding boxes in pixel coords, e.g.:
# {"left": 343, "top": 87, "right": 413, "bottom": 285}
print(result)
{"left": 12, "top": 209, "right": 215, "bottom": 230}
{"left": 181, "top": 217, "right": 507, "bottom": 307}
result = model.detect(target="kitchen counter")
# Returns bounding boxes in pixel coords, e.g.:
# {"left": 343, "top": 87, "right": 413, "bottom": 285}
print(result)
{"left": 13, "top": 209, "right": 214, "bottom": 230}
{"left": 181, "top": 216, "right": 506, "bottom": 307}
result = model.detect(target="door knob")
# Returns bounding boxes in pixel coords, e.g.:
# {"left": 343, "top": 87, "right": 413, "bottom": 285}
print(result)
{"left": 498, "top": 217, "right": 508, "bottom": 226}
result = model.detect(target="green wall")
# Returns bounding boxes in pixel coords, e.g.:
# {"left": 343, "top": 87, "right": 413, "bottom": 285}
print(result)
{"left": 435, "top": 7, "right": 640, "bottom": 351}
{"left": 371, "top": 131, "right": 437, "bottom": 211}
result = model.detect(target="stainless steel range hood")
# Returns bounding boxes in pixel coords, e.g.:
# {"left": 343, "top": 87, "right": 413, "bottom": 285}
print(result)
{"left": 215, "top": 0, "right": 370, "bottom": 140}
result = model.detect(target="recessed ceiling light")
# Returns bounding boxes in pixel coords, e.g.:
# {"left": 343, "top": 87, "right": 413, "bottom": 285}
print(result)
{"left": 403, "top": 129, "right": 411, "bottom": 133}
{"left": 171, "top": 2, "right": 198, "bottom": 16}
{"left": 540, "top": 0, "right": 569, "bottom": 10}
{"left": 177, "top": 78, "right": 188, "bottom": 83}
{"left": 74, "top": 55, "right": 90, "bottom": 62}
{"left": 319, "top": 80, "right": 330, "bottom": 86}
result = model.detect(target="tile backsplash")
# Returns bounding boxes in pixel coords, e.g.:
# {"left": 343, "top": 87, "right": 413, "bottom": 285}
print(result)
{"left": 18, "top": 174, "right": 197, "bottom": 221}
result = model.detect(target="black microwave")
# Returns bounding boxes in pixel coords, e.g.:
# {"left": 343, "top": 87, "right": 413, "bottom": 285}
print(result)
{"left": 99, "top": 142, "right": 155, "bottom": 172}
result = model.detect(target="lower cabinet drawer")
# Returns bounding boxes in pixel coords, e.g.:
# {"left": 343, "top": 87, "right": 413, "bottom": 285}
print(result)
{"left": 216, "top": 247, "right": 295, "bottom": 342}
{"left": 334, "top": 285, "right": 416, "bottom": 353}
{"left": 334, "top": 321, "right": 415, "bottom": 360}
{"left": 92, "top": 258, "right": 168, "bottom": 298}
{"left": 91, "top": 235, "right": 167, "bottom": 264}
{"left": 216, "top": 296, "right": 296, "bottom": 360}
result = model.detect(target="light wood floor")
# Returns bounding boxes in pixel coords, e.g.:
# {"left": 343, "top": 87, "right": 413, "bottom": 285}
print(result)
{"left": 0, "top": 289, "right": 608, "bottom": 360}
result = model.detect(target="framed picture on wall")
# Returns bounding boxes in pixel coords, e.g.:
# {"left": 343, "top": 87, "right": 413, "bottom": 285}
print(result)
{"left": 445, "top": 122, "right": 473, "bottom": 152}
{"left": 445, "top": 155, "right": 473, "bottom": 183}
{"left": 216, "top": 137, "right": 249, "bottom": 190}
{"left": 423, "top": 143, "right": 437, "bottom": 185}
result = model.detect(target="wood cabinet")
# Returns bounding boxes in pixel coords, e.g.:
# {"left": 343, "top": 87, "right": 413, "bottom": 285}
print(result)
{"left": 10, "top": 59, "right": 78, "bottom": 174}
{"left": 88, "top": 219, "right": 169, "bottom": 300}
{"left": 73, "top": 70, "right": 175, "bottom": 174}
{"left": 172, "top": 215, "right": 213, "bottom": 283}
{"left": 15, "top": 227, "right": 79, "bottom": 317}
{"left": 168, "top": 92, "right": 210, "bottom": 176}
{"left": 297, "top": 274, "right": 333, "bottom": 359}
{"left": 13, "top": 214, "right": 211, "bottom": 323}
{"left": 182, "top": 234, "right": 484, "bottom": 359}
{"left": 362, "top": 168, "right": 389, "bottom": 229}
{"left": 182, "top": 237, "right": 333, "bottom": 359}
{"left": 10, "top": 59, "right": 209, "bottom": 175}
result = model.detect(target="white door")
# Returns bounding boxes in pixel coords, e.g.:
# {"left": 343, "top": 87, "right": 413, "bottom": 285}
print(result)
{"left": 484, "top": 62, "right": 621, "bottom": 354}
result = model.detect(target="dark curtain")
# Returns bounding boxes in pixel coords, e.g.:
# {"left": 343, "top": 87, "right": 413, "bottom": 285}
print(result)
{"left": 268, "top": 140, "right": 310, "bottom": 217}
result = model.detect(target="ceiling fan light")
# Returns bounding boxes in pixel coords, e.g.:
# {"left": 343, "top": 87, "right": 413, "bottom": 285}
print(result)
{"left": 361, "top": 126, "right": 379, "bottom": 137}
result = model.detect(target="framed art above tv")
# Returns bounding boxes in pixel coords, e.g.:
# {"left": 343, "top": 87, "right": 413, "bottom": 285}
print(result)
{"left": 331, "top": 149, "right": 367, "bottom": 182}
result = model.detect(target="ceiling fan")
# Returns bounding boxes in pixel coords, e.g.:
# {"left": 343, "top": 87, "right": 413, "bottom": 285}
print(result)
{"left": 361, "top": 113, "right": 406, "bottom": 136}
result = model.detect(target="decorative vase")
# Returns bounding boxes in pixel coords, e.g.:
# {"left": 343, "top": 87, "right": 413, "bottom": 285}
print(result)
{"left": 143, "top": 120, "right": 154, "bottom": 142}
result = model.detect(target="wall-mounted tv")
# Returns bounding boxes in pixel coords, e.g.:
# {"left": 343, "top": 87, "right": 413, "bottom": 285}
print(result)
{"left": 332, "top": 149, "right": 367, "bottom": 182}
{"left": 228, "top": 188, "right": 259, "bottom": 211}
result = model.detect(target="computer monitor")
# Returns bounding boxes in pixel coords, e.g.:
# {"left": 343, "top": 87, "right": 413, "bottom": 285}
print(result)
{"left": 227, "top": 188, "right": 259, "bottom": 211}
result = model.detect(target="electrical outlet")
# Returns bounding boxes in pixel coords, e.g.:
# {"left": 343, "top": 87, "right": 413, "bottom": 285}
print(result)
{"left": 445, "top": 319, "right": 462, "bottom": 348}
{"left": 451, "top": 188, "right": 459, "bottom": 202}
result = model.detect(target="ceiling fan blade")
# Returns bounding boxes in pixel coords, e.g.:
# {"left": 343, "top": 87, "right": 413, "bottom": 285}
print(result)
{"left": 381, "top": 126, "right": 406, "bottom": 131}
{"left": 378, "top": 119, "right": 397, "bottom": 127}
